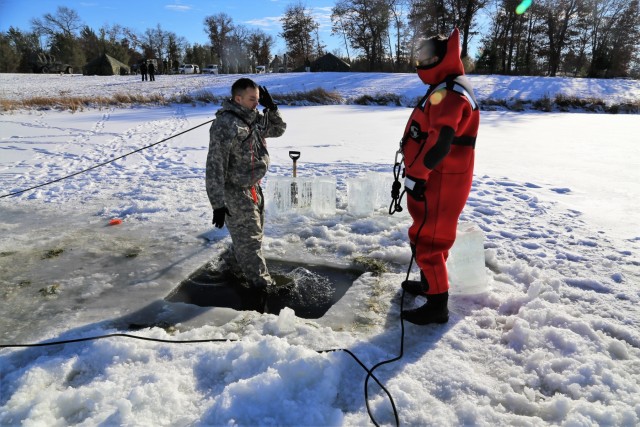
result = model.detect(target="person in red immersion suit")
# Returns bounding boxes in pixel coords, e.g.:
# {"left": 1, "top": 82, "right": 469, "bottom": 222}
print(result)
{"left": 400, "top": 28, "right": 480, "bottom": 325}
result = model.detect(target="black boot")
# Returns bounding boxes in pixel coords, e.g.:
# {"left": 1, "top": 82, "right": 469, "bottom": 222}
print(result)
{"left": 401, "top": 270, "right": 429, "bottom": 296}
{"left": 401, "top": 280, "right": 427, "bottom": 296}
{"left": 402, "top": 292, "right": 449, "bottom": 325}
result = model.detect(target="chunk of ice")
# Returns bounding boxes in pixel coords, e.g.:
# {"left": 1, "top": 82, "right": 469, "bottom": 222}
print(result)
{"left": 347, "top": 177, "right": 375, "bottom": 217}
{"left": 447, "top": 222, "right": 489, "bottom": 295}
{"left": 265, "top": 176, "right": 336, "bottom": 216}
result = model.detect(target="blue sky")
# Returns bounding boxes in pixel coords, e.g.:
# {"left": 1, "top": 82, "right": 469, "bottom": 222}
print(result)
{"left": 0, "top": 0, "right": 341, "bottom": 55}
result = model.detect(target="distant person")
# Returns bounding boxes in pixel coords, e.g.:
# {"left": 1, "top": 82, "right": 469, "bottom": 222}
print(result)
{"left": 271, "top": 55, "right": 281, "bottom": 73}
{"left": 140, "top": 61, "right": 148, "bottom": 81}
{"left": 148, "top": 61, "right": 155, "bottom": 81}
{"left": 205, "top": 78, "right": 287, "bottom": 311}
{"left": 398, "top": 28, "right": 480, "bottom": 325}
{"left": 304, "top": 57, "right": 311, "bottom": 72}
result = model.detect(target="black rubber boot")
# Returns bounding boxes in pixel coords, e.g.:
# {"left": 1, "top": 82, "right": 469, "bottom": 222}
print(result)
{"left": 402, "top": 292, "right": 449, "bottom": 325}
{"left": 401, "top": 280, "right": 427, "bottom": 296}
{"left": 401, "top": 270, "right": 429, "bottom": 296}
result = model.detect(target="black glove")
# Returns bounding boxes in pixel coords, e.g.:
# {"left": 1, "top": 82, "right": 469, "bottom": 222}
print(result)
{"left": 259, "top": 85, "right": 277, "bottom": 111}
{"left": 212, "top": 207, "right": 231, "bottom": 228}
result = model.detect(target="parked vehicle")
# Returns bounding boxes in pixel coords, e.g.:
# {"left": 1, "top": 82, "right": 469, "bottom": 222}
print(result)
{"left": 178, "top": 64, "right": 198, "bottom": 74}
{"left": 31, "top": 52, "right": 73, "bottom": 74}
{"left": 255, "top": 65, "right": 266, "bottom": 74}
{"left": 202, "top": 64, "right": 219, "bottom": 74}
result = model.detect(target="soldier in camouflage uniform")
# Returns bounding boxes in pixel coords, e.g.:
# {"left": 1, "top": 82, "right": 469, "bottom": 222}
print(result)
{"left": 206, "top": 78, "right": 286, "bottom": 295}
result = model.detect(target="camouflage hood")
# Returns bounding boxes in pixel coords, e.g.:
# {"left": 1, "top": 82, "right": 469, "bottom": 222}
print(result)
{"left": 216, "top": 98, "right": 258, "bottom": 124}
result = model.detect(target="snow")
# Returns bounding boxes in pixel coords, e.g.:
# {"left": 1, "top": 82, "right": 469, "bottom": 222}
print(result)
{"left": 1, "top": 72, "right": 640, "bottom": 426}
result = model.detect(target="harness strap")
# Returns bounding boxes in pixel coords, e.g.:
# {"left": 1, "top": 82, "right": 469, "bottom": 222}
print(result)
{"left": 431, "top": 79, "right": 478, "bottom": 111}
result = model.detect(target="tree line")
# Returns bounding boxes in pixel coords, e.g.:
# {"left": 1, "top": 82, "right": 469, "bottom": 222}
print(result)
{"left": 0, "top": 1, "right": 638, "bottom": 78}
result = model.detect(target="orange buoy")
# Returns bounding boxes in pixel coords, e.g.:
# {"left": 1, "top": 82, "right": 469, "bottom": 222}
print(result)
{"left": 109, "top": 218, "right": 123, "bottom": 226}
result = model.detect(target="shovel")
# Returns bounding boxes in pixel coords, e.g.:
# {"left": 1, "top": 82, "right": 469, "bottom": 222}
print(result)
{"left": 289, "top": 151, "right": 300, "bottom": 206}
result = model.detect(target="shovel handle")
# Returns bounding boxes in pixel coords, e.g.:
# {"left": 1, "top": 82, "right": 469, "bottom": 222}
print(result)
{"left": 289, "top": 151, "right": 300, "bottom": 177}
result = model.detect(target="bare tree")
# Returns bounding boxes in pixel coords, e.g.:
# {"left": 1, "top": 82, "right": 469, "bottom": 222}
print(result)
{"left": 587, "top": 0, "right": 639, "bottom": 77}
{"left": 388, "top": 0, "right": 407, "bottom": 69}
{"left": 453, "top": 0, "right": 488, "bottom": 59}
{"left": 539, "top": 0, "right": 583, "bottom": 76}
{"left": 331, "top": 0, "right": 391, "bottom": 71}
{"left": 408, "top": 0, "right": 455, "bottom": 35}
{"left": 247, "top": 29, "right": 275, "bottom": 69}
{"left": 204, "top": 13, "right": 235, "bottom": 73}
{"left": 142, "top": 24, "right": 171, "bottom": 73}
{"left": 227, "top": 25, "right": 252, "bottom": 73}
{"left": 333, "top": 14, "right": 352, "bottom": 62}
{"left": 281, "top": 2, "right": 319, "bottom": 67}
{"left": 31, "top": 6, "right": 83, "bottom": 38}
{"left": 477, "top": 0, "right": 549, "bottom": 75}
{"left": 408, "top": 0, "right": 487, "bottom": 61}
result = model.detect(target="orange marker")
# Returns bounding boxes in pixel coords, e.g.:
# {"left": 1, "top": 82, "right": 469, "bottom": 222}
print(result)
{"left": 109, "top": 218, "right": 123, "bottom": 226}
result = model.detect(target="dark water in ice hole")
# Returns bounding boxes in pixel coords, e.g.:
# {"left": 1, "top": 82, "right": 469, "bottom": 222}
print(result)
{"left": 166, "top": 259, "right": 365, "bottom": 319}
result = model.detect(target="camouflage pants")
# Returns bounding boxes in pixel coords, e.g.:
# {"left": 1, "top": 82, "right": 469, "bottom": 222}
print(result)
{"left": 224, "top": 184, "right": 272, "bottom": 289}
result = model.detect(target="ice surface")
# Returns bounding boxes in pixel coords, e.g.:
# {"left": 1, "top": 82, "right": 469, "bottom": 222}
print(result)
{"left": 2, "top": 74, "right": 640, "bottom": 427}
{"left": 446, "top": 222, "right": 489, "bottom": 295}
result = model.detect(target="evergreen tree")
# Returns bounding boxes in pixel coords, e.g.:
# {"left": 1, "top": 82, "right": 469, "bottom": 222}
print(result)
{"left": 0, "top": 33, "right": 20, "bottom": 72}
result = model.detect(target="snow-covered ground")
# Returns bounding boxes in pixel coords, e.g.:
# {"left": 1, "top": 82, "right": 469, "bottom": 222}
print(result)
{"left": 1, "top": 73, "right": 639, "bottom": 426}
{"left": 2, "top": 72, "right": 640, "bottom": 107}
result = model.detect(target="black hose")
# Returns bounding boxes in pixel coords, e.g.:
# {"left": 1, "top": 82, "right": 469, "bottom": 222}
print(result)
{"left": 1, "top": 331, "right": 400, "bottom": 425}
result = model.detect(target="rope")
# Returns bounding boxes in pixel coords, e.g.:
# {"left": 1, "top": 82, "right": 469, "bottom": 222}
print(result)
{"left": 0, "top": 119, "right": 214, "bottom": 199}
{"left": 389, "top": 149, "right": 405, "bottom": 215}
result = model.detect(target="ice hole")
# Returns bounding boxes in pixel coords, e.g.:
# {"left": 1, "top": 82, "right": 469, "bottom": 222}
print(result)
{"left": 166, "top": 258, "right": 365, "bottom": 319}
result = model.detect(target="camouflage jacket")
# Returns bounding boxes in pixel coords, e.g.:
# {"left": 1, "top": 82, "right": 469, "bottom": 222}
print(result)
{"left": 206, "top": 99, "right": 287, "bottom": 209}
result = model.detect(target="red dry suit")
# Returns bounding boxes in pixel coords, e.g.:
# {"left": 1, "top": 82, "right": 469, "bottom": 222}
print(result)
{"left": 401, "top": 28, "right": 480, "bottom": 295}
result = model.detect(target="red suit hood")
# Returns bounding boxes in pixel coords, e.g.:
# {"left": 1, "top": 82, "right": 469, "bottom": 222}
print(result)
{"left": 417, "top": 28, "right": 465, "bottom": 85}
